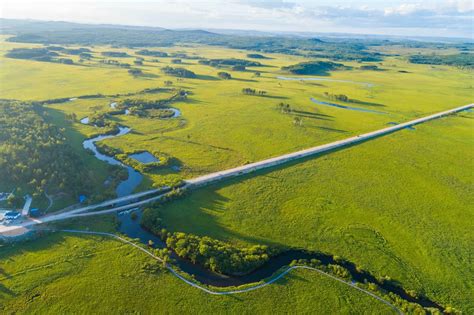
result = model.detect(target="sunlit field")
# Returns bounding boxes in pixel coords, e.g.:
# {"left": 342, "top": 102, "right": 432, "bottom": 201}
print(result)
{"left": 0, "top": 29, "right": 472, "bottom": 313}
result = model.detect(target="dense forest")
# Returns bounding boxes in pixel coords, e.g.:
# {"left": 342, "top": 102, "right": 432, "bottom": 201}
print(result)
{"left": 282, "top": 61, "right": 349, "bottom": 75}
{"left": 2, "top": 19, "right": 384, "bottom": 62}
{"left": 0, "top": 100, "right": 92, "bottom": 198}
{"left": 408, "top": 53, "right": 474, "bottom": 69}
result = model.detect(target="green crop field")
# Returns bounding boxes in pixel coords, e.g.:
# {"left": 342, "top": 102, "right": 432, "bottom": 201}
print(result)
{"left": 0, "top": 21, "right": 472, "bottom": 314}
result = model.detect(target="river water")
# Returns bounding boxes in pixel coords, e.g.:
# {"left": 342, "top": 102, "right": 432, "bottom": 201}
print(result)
{"left": 115, "top": 210, "right": 443, "bottom": 310}
{"left": 80, "top": 109, "right": 440, "bottom": 309}
{"left": 310, "top": 98, "right": 385, "bottom": 114}
{"left": 82, "top": 127, "right": 143, "bottom": 197}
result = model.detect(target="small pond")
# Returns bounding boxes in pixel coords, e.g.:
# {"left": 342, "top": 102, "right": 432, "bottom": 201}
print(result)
{"left": 80, "top": 117, "right": 89, "bottom": 124}
{"left": 83, "top": 127, "right": 143, "bottom": 197}
{"left": 129, "top": 151, "right": 159, "bottom": 164}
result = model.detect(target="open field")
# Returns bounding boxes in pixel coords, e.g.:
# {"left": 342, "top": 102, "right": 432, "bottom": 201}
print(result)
{"left": 156, "top": 111, "right": 474, "bottom": 311}
{"left": 0, "top": 217, "right": 395, "bottom": 314}
{"left": 1, "top": 36, "right": 471, "bottom": 189}
{"left": 0, "top": 30, "right": 473, "bottom": 313}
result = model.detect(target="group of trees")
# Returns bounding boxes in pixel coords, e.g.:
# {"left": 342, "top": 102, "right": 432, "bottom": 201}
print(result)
{"left": 198, "top": 58, "right": 261, "bottom": 70}
{"left": 5, "top": 20, "right": 384, "bottom": 62}
{"left": 101, "top": 51, "right": 129, "bottom": 58}
{"left": 116, "top": 91, "right": 187, "bottom": 117}
{"left": 408, "top": 53, "right": 474, "bottom": 69}
{"left": 217, "top": 71, "right": 231, "bottom": 80}
{"left": 161, "top": 66, "right": 196, "bottom": 78}
{"left": 100, "top": 59, "right": 131, "bottom": 68}
{"left": 242, "top": 88, "right": 266, "bottom": 96}
{"left": 0, "top": 100, "right": 92, "bottom": 198}
{"left": 359, "top": 65, "right": 381, "bottom": 71}
{"left": 136, "top": 49, "right": 168, "bottom": 57}
{"left": 232, "top": 65, "right": 246, "bottom": 71}
{"left": 6, "top": 48, "right": 56, "bottom": 62}
{"left": 278, "top": 102, "right": 292, "bottom": 113}
{"left": 128, "top": 68, "right": 143, "bottom": 76}
{"left": 282, "top": 61, "right": 349, "bottom": 76}
{"left": 45, "top": 46, "right": 91, "bottom": 55}
{"left": 323, "top": 92, "right": 350, "bottom": 102}
{"left": 247, "top": 53, "right": 269, "bottom": 59}
{"left": 87, "top": 111, "right": 118, "bottom": 128}
{"left": 141, "top": 207, "right": 274, "bottom": 275}
{"left": 5, "top": 48, "right": 78, "bottom": 65}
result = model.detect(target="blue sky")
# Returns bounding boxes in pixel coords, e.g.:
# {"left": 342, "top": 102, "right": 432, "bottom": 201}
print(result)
{"left": 2, "top": 0, "right": 473, "bottom": 38}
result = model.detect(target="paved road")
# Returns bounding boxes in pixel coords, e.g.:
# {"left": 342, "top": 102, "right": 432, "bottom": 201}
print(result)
{"left": 0, "top": 103, "right": 472, "bottom": 236}
{"left": 186, "top": 103, "right": 473, "bottom": 187}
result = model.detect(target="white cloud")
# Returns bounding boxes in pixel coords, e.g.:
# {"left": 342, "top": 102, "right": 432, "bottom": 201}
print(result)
{"left": 1, "top": 0, "right": 473, "bottom": 38}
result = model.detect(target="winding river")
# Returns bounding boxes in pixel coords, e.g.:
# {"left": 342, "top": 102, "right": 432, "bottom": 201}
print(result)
{"left": 116, "top": 211, "right": 442, "bottom": 309}
{"left": 81, "top": 109, "right": 440, "bottom": 309}
{"left": 83, "top": 127, "right": 143, "bottom": 197}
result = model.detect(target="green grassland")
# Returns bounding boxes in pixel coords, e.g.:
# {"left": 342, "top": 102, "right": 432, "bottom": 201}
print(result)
{"left": 156, "top": 111, "right": 474, "bottom": 311}
{"left": 1, "top": 34, "right": 473, "bottom": 313}
{"left": 2, "top": 36, "right": 471, "bottom": 188}
{"left": 0, "top": 217, "right": 395, "bottom": 314}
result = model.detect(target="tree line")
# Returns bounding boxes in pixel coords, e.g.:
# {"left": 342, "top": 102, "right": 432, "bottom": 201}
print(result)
{"left": 0, "top": 100, "right": 93, "bottom": 199}
{"left": 141, "top": 204, "right": 274, "bottom": 275}
{"left": 162, "top": 66, "right": 196, "bottom": 78}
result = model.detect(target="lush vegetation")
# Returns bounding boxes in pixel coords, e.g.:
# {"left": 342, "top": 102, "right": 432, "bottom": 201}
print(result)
{"left": 0, "top": 100, "right": 92, "bottom": 199}
{"left": 247, "top": 53, "right": 269, "bottom": 59}
{"left": 101, "top": 51, "right": 129, "bottom": 58}
{"left": 282, "top": 61, "right": 349, "bottom": 75}
{"left": 161, "top": 66, "right": 196, "bottom": 78}
{"left": 217, "top": 71, "right": 231, "bottom": 80}
{"left": 136, "top": 49, "right": 169, "bottom": 57}
{"left": 141, "top": 205, "right": 273, "bottom": 275}
{"left": 408, "top": 53, "right": 474, "bottom": 69}
{"left": 5, "top": 47, "right": 59, "bottom": 61}
{"left": 0, "top": 217, "right": 395, "bottom": 314}
{"left": 199, "top": 58, "right": 261, "bottom": 68}
{"left": 0, "top": 22, "right": 473, "bottom": 313}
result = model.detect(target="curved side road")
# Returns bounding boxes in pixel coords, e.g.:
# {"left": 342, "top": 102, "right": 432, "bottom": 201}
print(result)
{"left": 57, "top": 229, "right": 403, "bottom": 314}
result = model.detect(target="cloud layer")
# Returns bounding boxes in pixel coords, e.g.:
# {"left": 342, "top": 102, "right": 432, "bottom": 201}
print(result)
{"left": 2, "top": 0, "right": 473, "bottom": 38}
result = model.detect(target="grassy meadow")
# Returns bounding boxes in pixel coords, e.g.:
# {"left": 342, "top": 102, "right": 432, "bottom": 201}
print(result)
{"left": 0, "top": 217, "right": 395, "bottom": 314}
{"left": 0, "top": 34, "right": 473, "bottom": 313}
